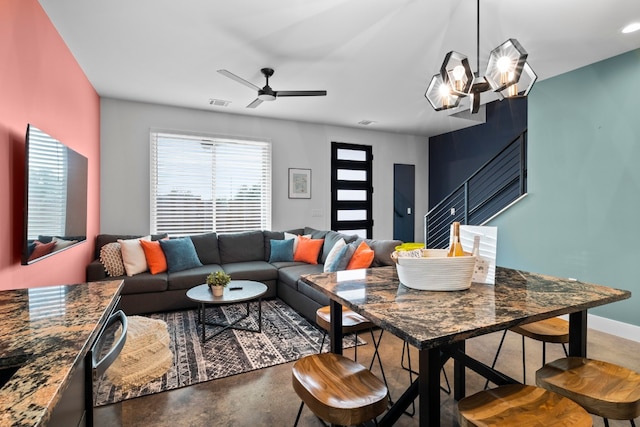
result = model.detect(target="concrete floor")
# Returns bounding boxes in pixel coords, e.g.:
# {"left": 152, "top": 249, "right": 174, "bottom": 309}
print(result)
{"left": 94, "top": 324, "right": 640, "bottom": 427}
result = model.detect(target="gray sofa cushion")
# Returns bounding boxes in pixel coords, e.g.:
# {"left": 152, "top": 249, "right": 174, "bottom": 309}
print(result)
{"left": 304, "top": 227, "right": 329, "bottom": 240}
{"left": 277, "top": 263, "right": 324, "bottom": 290}
{"left": 263, "top": 230, "right": 284, "bottom": 261}
{"left": 365, "top": 238, "right": 402, "bottom": 267}
{"left": 297, "top": 279, "right": 330, "bottom": 307}
{"left": 119, "top": 272, "right": 169, "bottom": 295}
{"left": 321, "top": 230, "right": 359, "bottom": 263}
{"left": 222, "top": 261, "right": 278, "bottom": 281}
{"left": 167, "top": 264, "right": 224, "bottom": 291}
{"left": 285, "top": 228, "right": 305, "bottom": 235}
{"left": 218, "top": 231, "right": 265, "bottom": 264}
{"left": 190, "top": 232, "right": 221, "bottom": 265}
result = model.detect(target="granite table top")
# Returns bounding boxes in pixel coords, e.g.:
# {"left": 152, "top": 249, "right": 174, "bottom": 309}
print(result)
{"left": 0, "top": 280, "right": 123, "bottom": 427}
{"left": 301, "top": 266, "right": 631, "bottom": 350}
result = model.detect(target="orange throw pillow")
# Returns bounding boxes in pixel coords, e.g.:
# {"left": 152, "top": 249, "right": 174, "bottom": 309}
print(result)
{"left": 293, "top": 236, "right": 324, "bottom": 265}
{"left": 346, "top": 241, "right": 375, "bottom": 270}
{"left": 28, "top": 240, "right": 56, "bottom": 262}
{"left": 140, "top": 240, "right": 168, "bottom": 274}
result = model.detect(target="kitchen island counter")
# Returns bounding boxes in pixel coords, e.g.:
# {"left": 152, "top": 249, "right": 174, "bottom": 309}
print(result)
{"left": 0, "top": 280, "right": 123, "bottom": 427}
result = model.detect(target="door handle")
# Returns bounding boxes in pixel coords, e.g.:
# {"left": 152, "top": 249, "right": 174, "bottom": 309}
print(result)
{"left": 91, "top": 310, "right": 128, "bottom": 378}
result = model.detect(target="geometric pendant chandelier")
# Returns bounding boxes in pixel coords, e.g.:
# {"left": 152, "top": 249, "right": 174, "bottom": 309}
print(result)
{"left": 425, "top": 0, "right": 537, "bottom": 113}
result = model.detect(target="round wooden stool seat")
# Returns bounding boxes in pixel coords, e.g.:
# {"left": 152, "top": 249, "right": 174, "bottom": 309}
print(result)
{"left": 292, "top": 353, "right": 388, "bottom": 426}
{"left": 316, "top": 305, "right": 373, "bottom": 333}
{"left": 511, "top": 317, "right": 569, "bottom": 343}
{"left": 536, "top": 357, "right": 640, "bottom": 421}
{"left": 458, "top": 384, "right": 592, "bottom": 426}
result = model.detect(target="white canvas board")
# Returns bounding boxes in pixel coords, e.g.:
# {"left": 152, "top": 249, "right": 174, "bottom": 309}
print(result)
{"left": 459, "top": 225, "right": 497, "bottom": 285}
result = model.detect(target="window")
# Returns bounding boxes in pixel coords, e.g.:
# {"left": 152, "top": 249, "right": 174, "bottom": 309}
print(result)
{"left": 331, "top": 142, "right": 373, "bottom": 238}
{"left": 151, "top": 131, "right": 271, "bottom": 236}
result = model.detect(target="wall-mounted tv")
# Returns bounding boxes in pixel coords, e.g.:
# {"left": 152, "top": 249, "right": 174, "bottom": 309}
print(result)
{"left": 22, "top": 124, "right": 88, "bottom": 265}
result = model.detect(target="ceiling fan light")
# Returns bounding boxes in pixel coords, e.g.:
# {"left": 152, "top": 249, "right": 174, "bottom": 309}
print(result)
{"left": 485, "top": 39, "right": 528, "bottom": 92}
{"left": 425, "top": 73, "right": 460, "bottom": 111}
{"left": 257, "top": 91, "right": 276, "bottom": 101}
{"left": 440, "top": 51, "right": 473, "bottom": 96}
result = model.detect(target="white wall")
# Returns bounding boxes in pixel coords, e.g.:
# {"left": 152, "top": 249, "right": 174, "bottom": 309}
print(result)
{"left": 100, "top": 98, "right": 429, "bottom": 240}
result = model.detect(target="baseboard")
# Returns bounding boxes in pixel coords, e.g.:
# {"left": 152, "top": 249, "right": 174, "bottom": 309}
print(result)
{"left": 587, "top": 314, "right": 640, "bottom": 343}
{"left": 559, "top": 313, "right": 640, "bottom": 343}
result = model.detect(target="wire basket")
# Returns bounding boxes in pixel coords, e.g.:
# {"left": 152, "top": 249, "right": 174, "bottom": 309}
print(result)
{"left": 391, "top": 249, "right": 475, "bottom": 291}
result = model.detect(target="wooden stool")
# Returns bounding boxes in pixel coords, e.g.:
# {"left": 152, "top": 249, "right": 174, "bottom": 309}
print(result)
{"left": 486, "top": 317, "right": 568, "bottom": 387}
{"left": 292, "top": 353, "right": 389, "bottom": 426}
{"left": 458, "top": 384, "right": 592, "bottom": 426}
{"left": 536, "top": 357, "right": 640, "bottom": 426}
{"left": 316, "top": 306, "right": 379, "bottom": 360}
{"left": 316, "top": 306, "right": 390, "bottom": 394}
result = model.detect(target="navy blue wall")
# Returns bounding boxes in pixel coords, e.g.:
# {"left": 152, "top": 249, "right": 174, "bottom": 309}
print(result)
{"left": 428, "top": 98, "right": 527, "bottom": 207}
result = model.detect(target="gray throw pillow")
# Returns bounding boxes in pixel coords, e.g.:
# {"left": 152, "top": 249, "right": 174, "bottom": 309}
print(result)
{"left": 189, "top": 232, "right": 221, "bottom": 265}
{"left": 218, "top": 231, "right": 264, "bottom": 264}
{"left": 325, "top": 242, "right": 357, "bottom": 272}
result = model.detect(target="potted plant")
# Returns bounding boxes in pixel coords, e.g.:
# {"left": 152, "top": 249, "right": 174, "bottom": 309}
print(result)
{"left": 206, "top": 271, "right": 231, "bottom": 296}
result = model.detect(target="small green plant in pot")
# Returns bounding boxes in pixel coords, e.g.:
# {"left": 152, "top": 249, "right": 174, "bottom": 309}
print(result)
{"left": 207, "top": 271, "right": 231, "bottom": 296}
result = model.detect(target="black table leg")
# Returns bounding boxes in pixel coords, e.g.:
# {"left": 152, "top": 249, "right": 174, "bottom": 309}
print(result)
{"left": 569, "top": 310, "right": 587, "bottom": 357}
{"left": 418, "top": 347, "right": 441, "bottom": 427}
{"left": 258, "top": 297, "right": 262, "bottom": 333}
{"left": 200, "top": 303, "right": 206, "bottom": 343}
{"left": 329, "top": 299, "right": 343, "bottom": 355}
{"left": 453, "top": 340, "right": 466, "bottom": 401}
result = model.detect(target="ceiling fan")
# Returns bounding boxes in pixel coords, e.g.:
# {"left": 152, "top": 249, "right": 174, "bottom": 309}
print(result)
{"left": 217, "top": 67, "right": 327, "bottom": 108}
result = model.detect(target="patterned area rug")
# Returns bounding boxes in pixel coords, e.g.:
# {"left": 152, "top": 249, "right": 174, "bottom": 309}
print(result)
{"left": 94, "top": 299, "right": 363, "bottom": 406}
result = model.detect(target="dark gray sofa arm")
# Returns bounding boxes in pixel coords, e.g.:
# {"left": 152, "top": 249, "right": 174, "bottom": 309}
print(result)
{"left": 87, "top": 259, "right": 108, "bottom": 281}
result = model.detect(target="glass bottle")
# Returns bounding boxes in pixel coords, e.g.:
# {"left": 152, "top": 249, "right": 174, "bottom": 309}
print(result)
{"left": 447, "top": 222, "right": 465, "bottom": 257}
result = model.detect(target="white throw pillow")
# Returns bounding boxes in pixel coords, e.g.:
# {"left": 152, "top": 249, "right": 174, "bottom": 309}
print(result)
{"left": 118, "top": 236, "right": 151, "bottom": 276}
{"left": 284, "top": 232, "right": 311, "bottom": 253}
{"left": 52, "top": 236, "right": 78, "bottom": 250}
{"left": 323, "top": 238, "right": 346, "bottom": 272}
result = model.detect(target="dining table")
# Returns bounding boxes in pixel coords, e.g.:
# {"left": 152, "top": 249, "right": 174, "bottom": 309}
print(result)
{"left": 300, "top": 265, "right": 631, "bottom": 427}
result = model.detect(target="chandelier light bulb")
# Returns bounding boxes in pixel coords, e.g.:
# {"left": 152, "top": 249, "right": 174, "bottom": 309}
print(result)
{"left": 439, "top": 83, "right": 450, "bottom": 107}
{"left": 439, "top": 83, "right": 450, "bottom": 97}
{"left": 497, "top": 56, "right": 512, "bottom": 85}
{"left": 452, "top": 65, "right": 465, "bottom": 80}
{"left": 497, "top": 56, "right": 511, "bottom": 72}
{"left": 452, "top": 65, "right": 466, "bottom": 91}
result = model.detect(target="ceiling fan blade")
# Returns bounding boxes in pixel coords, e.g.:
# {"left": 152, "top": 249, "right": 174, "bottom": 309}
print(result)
{"left": 246, "top": 98, "right": 263, "bottom": 108}
{"left": 275, "top": 90, "right": 327, "bottom": 97}
{"left": 217, "top": 69, "right": 261, "bottom": 92}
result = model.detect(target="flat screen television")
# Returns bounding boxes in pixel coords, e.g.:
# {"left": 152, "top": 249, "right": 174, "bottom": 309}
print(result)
{"left": 22, "top": 124, "right": 88, "bottom": 265}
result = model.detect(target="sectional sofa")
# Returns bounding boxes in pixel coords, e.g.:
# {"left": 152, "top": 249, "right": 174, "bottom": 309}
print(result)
{"left": 86, "top": 227, "right": 401, "bottom": 322}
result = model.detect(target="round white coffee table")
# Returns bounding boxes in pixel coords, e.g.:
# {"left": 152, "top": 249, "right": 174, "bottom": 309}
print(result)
{"left": 186, "top": 280, "right": 268, "bottom": 343}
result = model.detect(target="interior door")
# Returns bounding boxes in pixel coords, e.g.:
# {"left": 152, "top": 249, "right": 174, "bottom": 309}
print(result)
{"left": 394, "top": 164, "right": 415, "bottom": 242}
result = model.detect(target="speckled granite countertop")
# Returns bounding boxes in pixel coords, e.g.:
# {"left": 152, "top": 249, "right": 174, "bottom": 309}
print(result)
{"left": 0, "top": 280, "right": 123, "bottom": 427}
{"left": 301, "top": 266, "right": 631, "bottom": 349}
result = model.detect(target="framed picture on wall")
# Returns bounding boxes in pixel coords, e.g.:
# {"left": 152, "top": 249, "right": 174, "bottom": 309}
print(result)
{"left": 289, "top": 168, "right": 311, "bottom": 199}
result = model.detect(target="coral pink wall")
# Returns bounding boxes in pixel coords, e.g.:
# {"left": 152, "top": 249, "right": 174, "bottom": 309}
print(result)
{"left": 0, "top": 0, "right": 100, "bottom": 289}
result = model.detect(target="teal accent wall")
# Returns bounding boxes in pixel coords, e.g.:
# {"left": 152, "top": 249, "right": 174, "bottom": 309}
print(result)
{"left": 489, "top": 48, "right": 640, "bottom": 327}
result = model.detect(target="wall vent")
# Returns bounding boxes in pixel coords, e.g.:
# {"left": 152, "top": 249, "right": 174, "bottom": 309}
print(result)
{"left": 209, "top": 98, "right": 231, "bottom": 107}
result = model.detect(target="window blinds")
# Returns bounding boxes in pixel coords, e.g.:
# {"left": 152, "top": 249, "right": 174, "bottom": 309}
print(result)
{"left": 27, "top": 129, "right": 67, "bottom": 240}
{"left": 151, "top": 132, "right": 272, "bottom": 236}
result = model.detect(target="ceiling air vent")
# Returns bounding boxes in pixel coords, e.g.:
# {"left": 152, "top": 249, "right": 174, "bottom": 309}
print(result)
{"left": 209, "top": 98, "right": 231, "bottom": 107}
{"left": 358, "top": 120, "right": 376, "bottom": 126}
